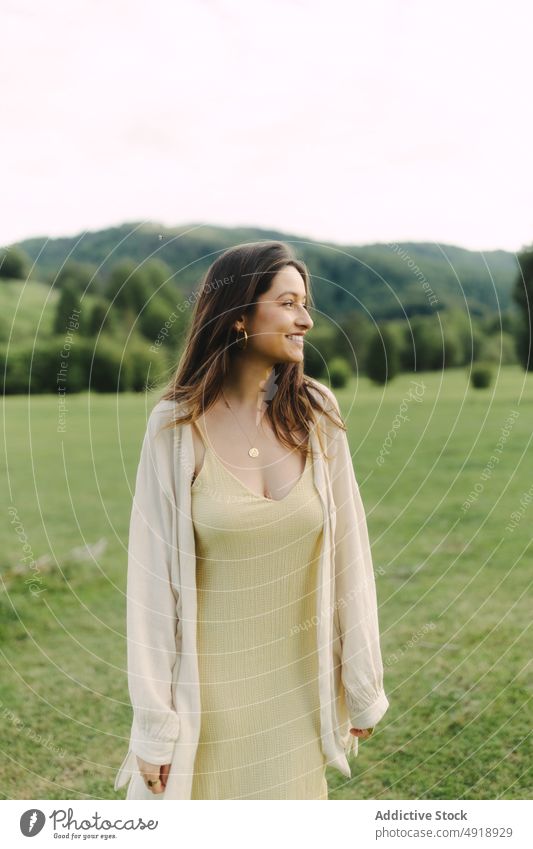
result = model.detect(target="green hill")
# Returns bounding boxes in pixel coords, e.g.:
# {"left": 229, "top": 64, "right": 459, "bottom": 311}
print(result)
{"left": 7, "top": 222, "right": 521, "bottom": 321}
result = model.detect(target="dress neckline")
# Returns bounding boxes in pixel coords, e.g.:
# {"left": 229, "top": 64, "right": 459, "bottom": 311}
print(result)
{"left": 191, "top": 420, "right": 310, "bottom": 503}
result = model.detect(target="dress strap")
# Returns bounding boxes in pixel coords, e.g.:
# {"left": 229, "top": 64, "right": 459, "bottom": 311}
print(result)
{"left": 191, "top": 417, "right": 212, "bottom": 486}
{"left": 192, "top": 416, "right": 208, "bottom": 448}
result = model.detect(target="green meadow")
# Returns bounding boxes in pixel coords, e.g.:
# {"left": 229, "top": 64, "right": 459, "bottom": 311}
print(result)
{"left": 1, "top": 366, "right": 531, "bottom": 799}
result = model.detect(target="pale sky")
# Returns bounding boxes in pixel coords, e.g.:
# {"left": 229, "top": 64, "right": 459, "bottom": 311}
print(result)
{"left": 2, "top": 0, "right": 532, "bottom": 252}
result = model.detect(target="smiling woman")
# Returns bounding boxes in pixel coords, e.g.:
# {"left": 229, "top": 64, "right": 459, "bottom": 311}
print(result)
{"left": 116, "top": 241, "right": 389, "bottom": 799}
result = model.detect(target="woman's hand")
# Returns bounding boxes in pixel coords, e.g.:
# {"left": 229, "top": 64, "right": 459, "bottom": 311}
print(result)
{"left": 136, "top": 756, "right": 171, "bottom": 795}
{"left": 349, "top": 727, "right": 374, "bottom": 740}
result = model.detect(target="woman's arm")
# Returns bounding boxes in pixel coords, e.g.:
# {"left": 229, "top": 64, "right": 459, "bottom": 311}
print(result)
{"left": 126, "top": 405, "right": 181, "bottom": 764}
{"left": 322, "top": 386, "right": 390, "bottom": 730}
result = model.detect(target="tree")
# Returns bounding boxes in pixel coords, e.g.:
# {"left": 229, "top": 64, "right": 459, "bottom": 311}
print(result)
{"left": 430, "top": 320, "right": 462, "bottom": 370}
{"left": 138, "top": 297, "right": 183, "bottom": 347}
{"left": 52, "top": 260, "right": 101, "bottom": 294}
{"left": 106, "top": 260, "right": 149, "bottom": 314}
{"left": 0, "top": 246, "right": 30, "bottom": 280}
{"left": 144, "top": 259, "right": 176, "bottom": 305}
{"left": 401, "top": 317, "right": 437, "bottom": 371}
{"left": 512, "top": 245, "right": 533, "bottom": 371}
{"left": 53, "top": 285, "right": 83, "bottom": 336}
{"left": 336, "top": 310, "right": 373, "bottom": 373}
{"left": 81, "top": 336, "right": 132, "bottom": 392}
{"left": 86, "top": 298, "right": 118, "bottom": 337}
{"left": 126, "top": 339, "right": 170, "bottom": 392}
{"left": 470, "top": 363, "right": 493, "bottom": 389}
{"left": 301, "top": 323, "right": 338, "bottom": 379}
{"left": 328, "top": 357, "right": 351, "bottom": 388}
{"left": 303, "top": 340, "right": 326, "bottom": 378}
{"left": 366, "top": 324, "right": 400, "bottom": 384}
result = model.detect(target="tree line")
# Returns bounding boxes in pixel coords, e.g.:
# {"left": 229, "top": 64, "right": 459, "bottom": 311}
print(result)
{"left": 1, "top": 241, "right": 532, "bottom": 394}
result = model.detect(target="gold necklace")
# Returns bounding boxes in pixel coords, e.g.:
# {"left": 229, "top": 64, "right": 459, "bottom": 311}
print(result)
{"left": 221, "top": 389, "right": 264, "bottom": 458}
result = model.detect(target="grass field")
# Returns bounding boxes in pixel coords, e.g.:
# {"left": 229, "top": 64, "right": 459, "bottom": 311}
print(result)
{"left": 1, "top": 366, "right": 531, "bottom": 800}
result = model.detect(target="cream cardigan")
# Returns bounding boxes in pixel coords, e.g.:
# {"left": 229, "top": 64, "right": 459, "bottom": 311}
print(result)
{"left": 114, "top": 381, "right": 389, "bottom": 799}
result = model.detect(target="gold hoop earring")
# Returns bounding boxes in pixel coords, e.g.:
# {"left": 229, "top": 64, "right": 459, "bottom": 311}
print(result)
{"left": 236, "top": 328, "right": 248, "bottom": 350}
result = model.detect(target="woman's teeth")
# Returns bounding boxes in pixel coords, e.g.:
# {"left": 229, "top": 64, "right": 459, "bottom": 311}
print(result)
{"left": 286, "top": 335, "right": 304, "bottom": 346}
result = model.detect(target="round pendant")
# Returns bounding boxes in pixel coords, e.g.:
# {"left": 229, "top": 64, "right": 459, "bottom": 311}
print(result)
{"left": 248, "top": 446, "right": 259, "bottom": 458}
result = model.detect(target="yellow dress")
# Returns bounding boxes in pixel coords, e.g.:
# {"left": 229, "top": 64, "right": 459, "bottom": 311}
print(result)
{"left": 190, "top": 426, "right": 327, "bottom": 800}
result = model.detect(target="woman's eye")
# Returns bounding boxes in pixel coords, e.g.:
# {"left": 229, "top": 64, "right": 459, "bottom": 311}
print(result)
{"left": 283, "top": 301, "right": 309, "bottom": 310}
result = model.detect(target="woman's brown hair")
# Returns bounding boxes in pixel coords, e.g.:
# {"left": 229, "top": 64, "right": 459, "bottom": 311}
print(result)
{"left": 160, "top": 240, "right": 345, "bottom": 457}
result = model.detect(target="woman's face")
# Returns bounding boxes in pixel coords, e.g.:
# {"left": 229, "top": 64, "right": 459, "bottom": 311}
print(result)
{"left": 239, "top": 265, "right": 314, "bottom": 364}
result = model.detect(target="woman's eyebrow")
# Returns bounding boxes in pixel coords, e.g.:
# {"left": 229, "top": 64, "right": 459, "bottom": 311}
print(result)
{"left": 276, "top": 291, "right": 307, "bottom": 299}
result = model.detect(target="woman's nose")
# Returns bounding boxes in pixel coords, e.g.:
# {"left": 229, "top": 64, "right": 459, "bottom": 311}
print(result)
{"left": 299, "top": 311, "right": 313, "bottom": 329}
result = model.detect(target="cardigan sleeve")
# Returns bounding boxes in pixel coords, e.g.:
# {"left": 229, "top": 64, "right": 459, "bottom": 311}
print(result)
{"left": 321, "top": 386, "right": 390, "bottom": 730}
{"left": 126, "top": 405, "right": 180, "bottom": 764}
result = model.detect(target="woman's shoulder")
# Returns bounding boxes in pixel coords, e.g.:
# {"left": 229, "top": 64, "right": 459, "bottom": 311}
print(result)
{"left": 150, "top": 397, "right": 182, "bottom": 417}
{"left": 305, "top": 378, "right": 340, "bottom": 414}
{"left": 145, "top": 397, "right": 188, "bottom": 439}
{"left": 304, "top": 378, "right": 347, "bottom": 458}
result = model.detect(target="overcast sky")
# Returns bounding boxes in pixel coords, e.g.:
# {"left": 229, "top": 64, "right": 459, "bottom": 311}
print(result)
{"left": 2, "top": 0, "right": 532, "bottom": 253}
